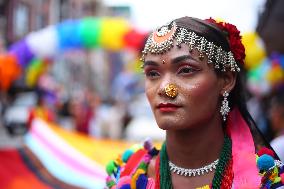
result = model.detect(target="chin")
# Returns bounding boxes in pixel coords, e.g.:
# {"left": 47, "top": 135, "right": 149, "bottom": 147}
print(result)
{"left": 155, "top": 118, "right": 182, "bottom": 130}
{"left": 153, "top": 109, "right": 187, "bottom": 129}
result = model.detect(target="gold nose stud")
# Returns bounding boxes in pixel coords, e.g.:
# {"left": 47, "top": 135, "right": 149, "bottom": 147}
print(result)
{"left": 164, "top": 84, "right": 178, "bottom": 98}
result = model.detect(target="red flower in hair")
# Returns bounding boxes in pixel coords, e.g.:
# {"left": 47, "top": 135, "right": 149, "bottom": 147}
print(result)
{"left": 205, "top": 18, "right": 245, "bottom": 65}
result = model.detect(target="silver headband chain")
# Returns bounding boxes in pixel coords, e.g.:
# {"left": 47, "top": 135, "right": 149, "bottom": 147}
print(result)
{"left": 141, "top": 21, "right": 240, "bottom": 72}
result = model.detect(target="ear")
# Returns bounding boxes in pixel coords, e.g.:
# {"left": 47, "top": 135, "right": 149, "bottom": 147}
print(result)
{"left": 220, "top": 71, "right": 237, "bottom": 94}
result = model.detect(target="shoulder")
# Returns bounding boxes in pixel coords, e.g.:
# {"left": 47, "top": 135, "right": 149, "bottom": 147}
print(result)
{"left": 256, "top": 147, "right": 284, "bottom": 189}
{"left": 105, "top": 140, "right": 159, "bottom": 189}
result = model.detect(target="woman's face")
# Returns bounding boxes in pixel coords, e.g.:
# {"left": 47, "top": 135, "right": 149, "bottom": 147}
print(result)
{"left": 143, "top": 42, "right": 224, "bottom": 130}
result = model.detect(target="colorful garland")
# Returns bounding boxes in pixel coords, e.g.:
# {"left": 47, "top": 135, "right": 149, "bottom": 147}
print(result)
{"left": 256, "top": 147, "right": 284, "bottom": 188}
{"left": 106, "top": 136, "right": 233, "bottom": 189}
{"left": 106, "top": 140, "right": 284, "bottom": 189}
{"left": 106, "top": 140, "right": 159, "bottom": 189}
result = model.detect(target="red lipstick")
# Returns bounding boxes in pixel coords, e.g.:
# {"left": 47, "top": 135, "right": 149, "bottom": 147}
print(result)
{"left": 157, "top": 103, "right": 180, "bottom": 112}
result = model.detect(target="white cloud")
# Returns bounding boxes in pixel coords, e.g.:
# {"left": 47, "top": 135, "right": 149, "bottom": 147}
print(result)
{"left": 103, "top": 0, "right": 266, "bottom": 33}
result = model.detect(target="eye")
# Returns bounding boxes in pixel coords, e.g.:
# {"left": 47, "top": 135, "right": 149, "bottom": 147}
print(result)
{"left": 145, "top": 70, "right": 160, "bottom": 79}
{"left": 177, "top": 66, "right": 196, "bottom": 74}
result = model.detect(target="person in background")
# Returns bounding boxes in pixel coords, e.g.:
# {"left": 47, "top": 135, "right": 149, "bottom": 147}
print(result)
{"left": 270, "top": 89, "right": 284, "bottom": 161}
{"left": 69, "top": 89, "right": 100, "bottom": 135}
{"left": 27, "top": 95, "right": 55, "bottom": 129}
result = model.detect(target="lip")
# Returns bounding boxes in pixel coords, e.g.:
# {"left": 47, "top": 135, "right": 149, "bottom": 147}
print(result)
{"left": 157, "top": 103, "right": 181, "bottom": 112}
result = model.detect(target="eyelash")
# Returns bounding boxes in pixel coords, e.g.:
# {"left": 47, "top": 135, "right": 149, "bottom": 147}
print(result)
{"left": 177, "top": 65, "right": 196, "bottom": 74}
{"left": 144, "top": 70, "right": 160, "bottom": 79}
{"left": 144, "top": 65, "right": 197, "bottom": 79}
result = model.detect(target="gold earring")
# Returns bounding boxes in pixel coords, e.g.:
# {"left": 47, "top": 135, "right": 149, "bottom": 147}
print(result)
{"left": 164, "top": 84, "right": 178, "bottom": 98}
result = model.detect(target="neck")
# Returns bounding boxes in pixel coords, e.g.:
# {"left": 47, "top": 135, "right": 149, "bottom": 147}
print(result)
{"left": 165, "top": 118, "right": 225, "bottom": 169}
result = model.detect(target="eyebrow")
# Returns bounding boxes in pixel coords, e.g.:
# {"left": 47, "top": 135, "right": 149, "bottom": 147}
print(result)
{"left": 172, "top": 55, "right": 198, "bottom": 64}
{"left": 143, "top": 54, "right": 199, "bottom": 68}
{"left": 143, "top": 60, "right": 159, "bottom": 67}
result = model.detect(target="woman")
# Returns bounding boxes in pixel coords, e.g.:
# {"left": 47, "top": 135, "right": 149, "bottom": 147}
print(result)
{"left": 106, "top": 17, "right": 284, "bottom": 188}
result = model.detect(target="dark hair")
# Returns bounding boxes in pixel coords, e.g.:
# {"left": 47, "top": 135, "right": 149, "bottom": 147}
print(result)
{"left": 174, "top": 17, "right": 230, "bottom": 51}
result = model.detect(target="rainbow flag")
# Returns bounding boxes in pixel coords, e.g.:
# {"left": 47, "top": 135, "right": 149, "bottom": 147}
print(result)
{"left": 0, "top": 118, "right": 133, "bottom": 189}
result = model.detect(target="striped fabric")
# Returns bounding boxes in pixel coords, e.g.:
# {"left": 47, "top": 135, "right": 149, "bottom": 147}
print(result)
{"left": 0, "top": 118, "right": 133, "bottom": 189}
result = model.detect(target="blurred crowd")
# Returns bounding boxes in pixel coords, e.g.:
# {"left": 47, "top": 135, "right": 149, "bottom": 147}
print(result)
{"left": 0, "top": 47, "right": 162, "bottom": 141}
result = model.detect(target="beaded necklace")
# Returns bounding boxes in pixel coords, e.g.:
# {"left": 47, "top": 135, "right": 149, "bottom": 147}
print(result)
{"left": 106, "top": 139, "right": 284, "bottom": 188}
{"left": 158, "top": 134, "right": 233, "bottom": 189}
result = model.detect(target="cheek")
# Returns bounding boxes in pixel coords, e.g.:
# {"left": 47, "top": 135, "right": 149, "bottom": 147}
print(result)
{"left": 182, "top": 79, "right": 218, "bottom": 98}
{"left": 195, "top": 82, "right": 217, "bottom": 98}
{"left": 182, "top": 78, "right": 220, "bottom": 115}
{"left": 145, "top": 81, "right": 156, "bottom": 106}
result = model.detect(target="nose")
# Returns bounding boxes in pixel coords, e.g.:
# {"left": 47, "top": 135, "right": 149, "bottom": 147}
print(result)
{"left": 164, "top": 84, "right": 178, "bottom": 98}
{"left": 157, "top": 76, "right": 178, "bottom": 99}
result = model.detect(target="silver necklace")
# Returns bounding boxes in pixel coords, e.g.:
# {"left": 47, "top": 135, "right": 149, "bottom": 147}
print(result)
{"left": 169, "top": 159, "right": 219, "bottom": 177}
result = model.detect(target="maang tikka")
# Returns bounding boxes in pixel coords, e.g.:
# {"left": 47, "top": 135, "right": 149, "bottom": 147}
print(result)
{"left": 220, "top": 91, "right": 230, "bottom": 121}
{"left": 141, "top": 20, "right": 240, "bottom": 72}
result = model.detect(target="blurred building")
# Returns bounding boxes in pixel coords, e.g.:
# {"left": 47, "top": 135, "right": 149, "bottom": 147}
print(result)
{"left": 59, "top": 0, "right": 103, "bottom": 20}
{"left": 0, "top": 0, "right": 59, "bottom": 46}
{"left": 0, "top": 0, "right": 102, "bottom": 47}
